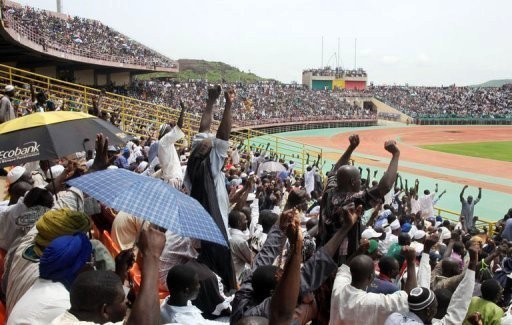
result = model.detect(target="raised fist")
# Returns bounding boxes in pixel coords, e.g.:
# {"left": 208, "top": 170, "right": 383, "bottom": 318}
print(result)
{"left": 207, "top": 85, "right": 222, "bottom": 102}
{"left": 384, "top": 140, "right": 399, "bottom": 155}
{"left": 349, "top": 134, "right": 360, "bottom": 148}
{"left": 224, "top": 88, "right": 236, "bottom": 105}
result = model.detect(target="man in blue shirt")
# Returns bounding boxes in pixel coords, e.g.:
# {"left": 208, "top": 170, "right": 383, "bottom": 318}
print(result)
{"left": 368, "top": 256, "right": 400, "bottom": 294}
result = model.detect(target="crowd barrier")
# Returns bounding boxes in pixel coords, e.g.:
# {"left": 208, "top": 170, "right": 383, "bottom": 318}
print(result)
{"left": 416, "top": 118, "right": 512, "bottom": 125}
{"left": 434, "top": 207, "right": 496, "bottom": 236}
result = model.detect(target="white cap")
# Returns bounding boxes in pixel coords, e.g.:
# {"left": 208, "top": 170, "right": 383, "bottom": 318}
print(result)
{"left": 247, "top": 193, "right": 256, "bottom": 201}
{"left": 390, "top": 219, "right": 401, "bottom": 230}
{"left": 107, "top": 165, "right": 118, "bottom": 170}
{"left": 361, "top": 228, "right": 382, "bottom": 240}
{"left": 7, "top": 166, "right": 26, "bottom": 184}
{"left": 413, "top": 230, "right": 426, "bottom": 240}
{"left": 440, "top": 227, "right": 452, "bottom": 240}
{"left": 46, "top": 164, "right": 65, "bottom": 180}
{"left": 138, "top": 161, "right": 148, "bottom": 171}
{"left": 5, "top": 85, "right": 14, "bottom": 92}
{"left": 86, "top": 159, "right": 94, "bottom": 169}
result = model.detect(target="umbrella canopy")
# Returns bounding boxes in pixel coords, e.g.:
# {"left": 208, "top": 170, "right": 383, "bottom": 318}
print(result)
{"left": 257, "top": 161, "right": 286, "bottom": 175}
{"left": 0, "top": 111, "right": 130, "bottom": 167}
{"left": 67, "top": 169, "right": 227, "bottom": 246}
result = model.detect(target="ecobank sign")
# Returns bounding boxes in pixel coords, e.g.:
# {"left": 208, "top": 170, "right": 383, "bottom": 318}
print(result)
{"left": 0, "top": 141, "right": 40, "bottom": 164}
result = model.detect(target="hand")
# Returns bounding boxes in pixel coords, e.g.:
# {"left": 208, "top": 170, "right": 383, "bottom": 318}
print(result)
{"left": 89, "top": 133, "right": 114, "bottom": 172}
{"left": 478, "top": 187, "right": 482, "bottom": 191}
{"left": 441, "top": 190, "right": 446, "bottom": 195}
{"left": 207, "top": 85, "right": 222, "bottom": 102}
{"left": 137, "top": 226, "right": 166, "bottom": 259}
{"left": 348, "top": 134, "right": 360, "bottom": 148}
{"left": 402, "top": 246, "right": 417, "bottom": 263}
{"left": 224, "top": 88, "right": 236, "bottom": 105}
{"left": 366, "top": 167, "right": 370, "bottom": 172}
{"left": 384, "top": 140, "right": 399, "bottom": 155}
{"left": 468, "top": 243, "right": 479, "bottom": 262}
{"left": 179, "top": 100, "right": 186, "bottom": 111}
{"left": 463, "top": 185, "right": 469, "bottom": 189}
{"left": 358, "top": 238, "right": 370, "bottom": 252}
{"left": 280, "top": 209, "right": 301, "bottom": 244}
{"left": 466, "top": 312, "right": 482, "bottom": 325}
{"left": 424, "top": 234, "right": 439, "bottom": 252}
{"left": 339, "top": 204, "right": 363, "bottom": 228}
{"left": 115, "top": 249, "right": 135, "bottom": 274}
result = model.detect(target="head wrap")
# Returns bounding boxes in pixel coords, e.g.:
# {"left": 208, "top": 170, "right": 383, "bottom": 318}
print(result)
{"left": 367, "top": 239, "right": 379, "bottom": 254}
{"left": 401, "top": 223, "right": 412, "bottom": 233}
{"left": 39, "top": 233, "right": 92, "bottom": 289}
{"left": 408, "top": 287, "right": 435, "bottom": 311}
{"left": 5, "top": 85, "right": 14, "bottom": 92}
{"left": 7, "top": 166, "right": 26, "bottom": 184}
{"left": 34, "top": 209, "right": 91, "bottom": 256}
{"left": 413, "top": 230, "right": 426, "bottom": 240}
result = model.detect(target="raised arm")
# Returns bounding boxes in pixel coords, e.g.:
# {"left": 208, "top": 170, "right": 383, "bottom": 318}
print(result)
{"left": 324, "top": 204, "right": 362, "bottom": 257}
{"left": 332, "top": 134, "right": 359, "bottom": 173}
{"left": 376, "top": 140, "right": 400, "bottom": 197}
{"left": 198, "top": 85, "right": 221, "bottom": 133}
{"left": 127, "top": 227, "right": 165, "bottom": 325}
{"left": 477, "top": 187, "right": 482, "bottom": 202}
{"left": 403, "top": 246, "right": 418, "bottom": 294}
{"left": 216, "top": 88, "right": 235, "bottom": 141}
{"left": 460, "top": 185, "right": 468, "bottom": 202}
{"left": 270, "top": 210, "right": 303, "bottom": 325}
{"left": 177, "top": 100, "right": 187, "bottom": 129}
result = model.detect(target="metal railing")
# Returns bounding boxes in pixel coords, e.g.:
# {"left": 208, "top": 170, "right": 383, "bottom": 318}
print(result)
{"left": 0, "top": 63, "right": 324, "bottom": 173}
{"left": 434, "top": 207, "right": 496, "bottom": 236}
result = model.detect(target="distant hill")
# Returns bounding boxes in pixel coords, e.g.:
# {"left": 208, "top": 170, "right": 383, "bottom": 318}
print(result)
{"left": 470, "top": 79, "right": 512, "bottom": 88}
{"left": 135, "top": 59, "right": 266, "bottom": 83}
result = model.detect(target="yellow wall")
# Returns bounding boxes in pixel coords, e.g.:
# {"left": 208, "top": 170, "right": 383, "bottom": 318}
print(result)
{"left": 332, "top": 79, "right": 345, "bottom": 89}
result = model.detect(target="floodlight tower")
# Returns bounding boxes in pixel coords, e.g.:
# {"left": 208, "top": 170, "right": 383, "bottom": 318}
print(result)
{"left": 56, "top": 0, "right": 63, "bottom": 13}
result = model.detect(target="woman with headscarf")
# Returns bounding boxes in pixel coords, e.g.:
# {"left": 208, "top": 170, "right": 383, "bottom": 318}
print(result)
{"left": 8, "top": 233, "right": 92, "bottom": 325}
{"left": 4, "top": 209, "right": 91, "bottom": 313}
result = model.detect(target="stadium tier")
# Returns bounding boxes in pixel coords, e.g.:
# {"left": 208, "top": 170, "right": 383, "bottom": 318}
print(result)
{"left": 0, "top": 0, "right": 178, "bottom": 77}
{"left": 302, "top": 67, "right": 368, "bottom": 90}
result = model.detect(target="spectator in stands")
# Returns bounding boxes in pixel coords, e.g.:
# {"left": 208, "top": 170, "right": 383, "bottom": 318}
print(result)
{"left": 51, "top": 227, "right": 165, "bottom": 324}
{"left": 0, "top": 85, "right": 16, "bottom": 123}
{"left": 460, "top": 185, "right": 482, "bottom": 232}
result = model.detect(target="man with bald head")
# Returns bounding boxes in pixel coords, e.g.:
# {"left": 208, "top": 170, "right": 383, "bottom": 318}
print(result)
{"left": 320, "top": 134, "right": 401, "bottom": 257}
{"left": 432, "top": 257, "right": 465, "bottom": 293}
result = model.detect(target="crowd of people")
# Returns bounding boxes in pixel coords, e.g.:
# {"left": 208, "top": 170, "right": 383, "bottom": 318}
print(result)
{"left": 112, "top": 80, "right": 376, "bottom": 126}
{"left": 2, "top": 84, "right": 512, "bottom": 324}
{"left": 1, "top": 4, "right": 177, "bottom": 69}
{"left": 373, "top": 85, "right": 512, "bottom": 119}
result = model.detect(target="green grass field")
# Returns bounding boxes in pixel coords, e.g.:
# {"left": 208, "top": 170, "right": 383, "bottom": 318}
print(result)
{"left": 420, "top": 141, "right": 512, "bottom": 162}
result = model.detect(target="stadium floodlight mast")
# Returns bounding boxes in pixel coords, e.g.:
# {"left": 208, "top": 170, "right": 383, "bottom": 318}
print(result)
{"left": 56, "top": 0, "right": 63, "bottom": 13}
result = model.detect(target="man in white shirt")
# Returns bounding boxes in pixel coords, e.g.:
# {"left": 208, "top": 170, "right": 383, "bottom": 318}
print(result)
{"left": 160, "top": 264, "right": 225, "bottom": 324}
{"left": 330, "top": 238, "right": 433, "bottom": 325}
{"left": 157, "top": 101, "right": 187, "bottom": 188}
{"left": 384, "top": 241, "right": 478, "bottom": 324}
{"left": 304, "top": 166, "right": 317, "bottom": 197}
{"left": 228, "top": 210, "right": 252, "bottom": 282}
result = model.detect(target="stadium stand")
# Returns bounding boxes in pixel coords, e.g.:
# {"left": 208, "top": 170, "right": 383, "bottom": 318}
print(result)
{"left": 111, "top": 80, "right": 377, "bottom": 125}
{"left": 1, "top": 2, "right": 176, "bottom": 69}
{"left": 373, "top": 85, "right": 512, "bottom": 121}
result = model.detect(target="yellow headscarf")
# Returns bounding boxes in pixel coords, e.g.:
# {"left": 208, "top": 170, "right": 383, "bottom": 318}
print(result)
{"left": 34, "top": 209, "right": 91, "bottom": 256}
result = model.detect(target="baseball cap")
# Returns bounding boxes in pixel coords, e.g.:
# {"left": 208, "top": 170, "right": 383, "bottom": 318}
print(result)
{"left": 361, "top": 228, "right": 382, "bottom": 240}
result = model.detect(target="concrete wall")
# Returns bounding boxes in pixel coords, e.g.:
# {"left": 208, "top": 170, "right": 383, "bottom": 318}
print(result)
{"left": 372, "top": 98, "right": 411, "bottom": 122}
{"left": 110, "top": 71, "right": 130, "bottom": 86}
{"left": 96, "top": 73, "right": 108, "bottom": 86}
{"left": 34, "top": 66, "right": 57, "bottom": 78}
{"left": 74, "top": 69, "right": 95, "bottom": 85}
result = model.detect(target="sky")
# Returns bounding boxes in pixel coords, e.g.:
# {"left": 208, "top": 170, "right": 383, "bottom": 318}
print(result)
{"left": 14, "top": 0, "right": 512, "bottom": 86}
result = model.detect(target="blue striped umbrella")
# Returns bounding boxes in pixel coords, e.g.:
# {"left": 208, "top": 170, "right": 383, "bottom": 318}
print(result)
{"left": 67, "top": 169, "right": 227, "bottom": 246}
